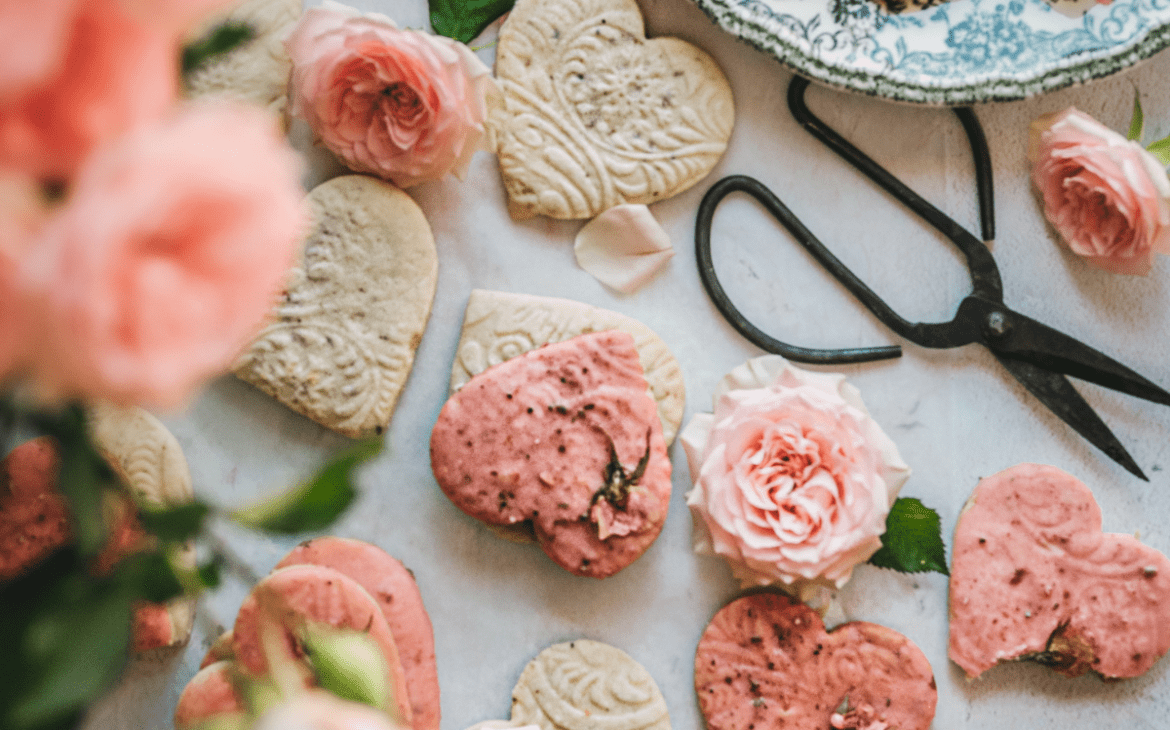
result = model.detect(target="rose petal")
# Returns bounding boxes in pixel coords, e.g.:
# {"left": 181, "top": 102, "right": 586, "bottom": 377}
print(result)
{"left": 573, "top": 204, "right": 675, "bottom": 294}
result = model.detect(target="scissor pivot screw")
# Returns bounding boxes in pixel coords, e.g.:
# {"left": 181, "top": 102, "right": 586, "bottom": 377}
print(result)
{"left": 983, "top": 311, "right": 1012, "bottom": 340}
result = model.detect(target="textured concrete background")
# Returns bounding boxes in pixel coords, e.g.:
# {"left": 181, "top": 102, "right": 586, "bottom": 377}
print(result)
{"left": 81, "top": 0, "right": 1170, "bottom": 728}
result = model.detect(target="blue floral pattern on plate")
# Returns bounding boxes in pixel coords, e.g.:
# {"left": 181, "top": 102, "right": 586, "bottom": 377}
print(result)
{"left": 690, "top": 0, "right": 1170, "bottom": 103}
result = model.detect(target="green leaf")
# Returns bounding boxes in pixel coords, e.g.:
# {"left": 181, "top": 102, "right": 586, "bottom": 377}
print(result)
{"left": 1148, "top": 134, "right": 1170, "bottom": 167}
{"left": 0, "top": 550, "right": 134, "bottom": 730}
{"left": 1128, "top": 86, "right": 1145, "bottom": 142}
{"left": 868, "top": 497, "right": 948, "bottom": 576}
{"left": 181, "top": 21, "right": 255, "bottom": 76}
{"left": 46, "top": 405, "right": 114, "bottom": 557}
{"left": 230, "top": 438, "right": 382, "bottom": 534}
{"left": 117, "top": 551, "right": 184, "bottom": 604}
{"left": 429, "top": 0, "right": 515, "bottom": 44}
{"left": 197, "top": 558, "right": 223, "bottom": 590}
{"left": 137, "top": 501, "right": 210, "bottom": 542}
{"left": 303, "top": 625, "right": 391, "bottom": 712}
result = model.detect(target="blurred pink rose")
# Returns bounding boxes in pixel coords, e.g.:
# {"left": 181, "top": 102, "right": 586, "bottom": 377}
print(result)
{"left": 286, "top": 1, "right": 499, "bottom": 188}
{"left": 1029, "top": 107, "right": 1170, "bottom": 275}
{"left": 255, "top": 691, "right": 407, "bottom": 730}
{"left": 20, "top": 102, "right": 306, "bottom": 409}
{"left": 0, "top": 0, "right": 178, "bottom": 180}
{"left": 682, "top": 356, "right": 909, "bottom": 591}
{"left": 0, "top": 172, "right": 49, "bottom": 379}
{"left": 0, "top": 0, "right": 81, "bottom": 100}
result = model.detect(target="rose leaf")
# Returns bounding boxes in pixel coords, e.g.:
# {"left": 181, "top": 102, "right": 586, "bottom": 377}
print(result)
{"left": 1147, "top": 135, "right": 1170, "bottom": 168}
{"left": 868, "top": 497, "right": 948, "bottom": 576}
{"left": 429, "top": 0, "right": 515, "bottom": 45}
{"left": 181, "top": 21, "right": 255, "bottom": 76}
{"left": 137, "top": 501, "right": 211, "bottom": 543}
{"left": 230, "top": 438, "right": 382, "bottom": 534}
{"left": 1128, "top": 86, "right": 1145, "bottom": 142}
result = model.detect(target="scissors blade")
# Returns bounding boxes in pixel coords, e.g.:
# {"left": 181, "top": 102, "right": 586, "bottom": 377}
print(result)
{"left": 985, "top": 309, "right": 1170, "bottom": 407}
{"left": 996, "top": 355, "right": 1147, "bottom": 481}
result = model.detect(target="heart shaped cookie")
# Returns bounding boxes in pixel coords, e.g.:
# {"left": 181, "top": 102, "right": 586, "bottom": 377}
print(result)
{"left": 949, "top": 463, "right": 1170, "bottom": 679}
{"left": 695, "top": 593, "right": 937, "bottom": 730}
{"left": 511, "top": 640, "right": 670, "bottom": 730}
{"left": 432, "top": 330, "right": 672, "bottom": 578}
{"left": 234, "top": 175, "right": 438, "bottom": 437}
{"left": 491, "top": 0, "right": 735, "bottom": 220}
{"left": 450, "top": 290, "right": 684, "bottom": 445}
{"left": 185, "top": 0, "right": 303, "bottom": 120}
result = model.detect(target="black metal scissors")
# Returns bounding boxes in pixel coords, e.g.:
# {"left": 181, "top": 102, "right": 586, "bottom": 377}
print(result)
{"left": 694, "top": 75, "right": 1170, "bottom": 481}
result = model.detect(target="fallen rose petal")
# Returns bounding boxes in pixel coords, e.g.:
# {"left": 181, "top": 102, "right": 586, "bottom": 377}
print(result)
{"left": 573, "top": 204, "right": 674, "bottom": 294}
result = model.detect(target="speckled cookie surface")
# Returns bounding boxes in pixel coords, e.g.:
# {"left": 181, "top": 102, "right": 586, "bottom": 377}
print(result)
{"left": 450, "top": 290, "right": 684, "bottom": 446}
{"left": 184, "top": 0, "right": 302, "bottom": 118}
{"left": 695, "top": 593, "right": 937, "bottom": 730}
{"left": 510, "top": 640, "right": 670, "bottom": 730}
{"left": 432, "top": 331, "right": 672, "bottom": 578}
{"left": 491, "top": 0, "right": 734, "bottom": 219}
{"left": 949, "top": 463, "right": 1170, "bottom": 679}
{"left": 234, "top": 175, "right": 438, "bottom": 438}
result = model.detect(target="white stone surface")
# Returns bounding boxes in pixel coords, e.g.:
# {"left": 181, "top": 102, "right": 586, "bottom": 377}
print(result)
{"left": 81, "top": 1, "right": 1170, "bottom": 729}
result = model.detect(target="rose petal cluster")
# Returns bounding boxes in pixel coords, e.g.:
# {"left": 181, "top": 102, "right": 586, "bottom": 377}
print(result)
{"left": 682, "top": 356, "right": 910, "bottom": 592}
{"left": 285, "top": 1, "right": 499, "bottom": 188}
{"left": 13, "top": 103, "right": 305, "bottom": 408}
{"left": 254, "top": 691, "right": 408, "bottom": 730}
{"left": 1029, "top": 107, "right": 1170, "bottom": 275}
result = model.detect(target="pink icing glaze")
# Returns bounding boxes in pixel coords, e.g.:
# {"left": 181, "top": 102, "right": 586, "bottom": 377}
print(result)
{"left": 276, "top": 537, "right": 439, "bottom": 730}
{"left": 0, "top": 437, "right": 180, "bottom": 653}
{"left": 174, "top": 660, "right": 246, "bottom": 730}
{"left": 949, "top": 463, "right": 1170, "bottom": 679}
{"left": 232, "top": 564, "right": 413, "bottom": 723}
{"left": 695, "top": 593, "right": 937, "bottom": 730}
{"left": 430, "top": 330, "right": 671, "bottom": 578}
{"left": 0, "top": 438, "right": 70, "bottom": 580}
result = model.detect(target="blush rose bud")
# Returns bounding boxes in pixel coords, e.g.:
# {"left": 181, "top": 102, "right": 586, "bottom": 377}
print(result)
{"left": 1029, "top": 107, "right": 1170, "bottom": 276}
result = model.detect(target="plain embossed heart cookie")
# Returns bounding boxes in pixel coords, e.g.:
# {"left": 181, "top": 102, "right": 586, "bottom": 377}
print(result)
{"left": 491, "top": 0, "right": 735, "bottom": 220}
{"left": 234, "top": 175, "right": 438, "bottom": 437}
{"left": 511, "top": 640, "right": 670, "bottom": 730}
{"left": 949, "top": 463, "right": 1170, "bottom": 679}
{"left": 695, "top": 593, "right": 937, "bottom": 730}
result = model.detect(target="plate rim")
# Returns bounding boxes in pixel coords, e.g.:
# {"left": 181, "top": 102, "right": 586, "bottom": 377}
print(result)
{"left": 689, "top": 0, "right": 1170, "bottom": 105}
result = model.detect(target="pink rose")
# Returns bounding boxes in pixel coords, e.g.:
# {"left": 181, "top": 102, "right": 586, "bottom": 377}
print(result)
{"left": 0, "top": 172, "right": 49, "bottom": 380}
{"left": 682, "top": 356, "right": 910, "bottom": 592}
{"left": 0, "top": 0, "right": 178, "bottom": 180}
{"left": 19, "top": 102, "right": 305, "bottom": 409}
{"left": 0, "top": 0, "right": 81, "bottom": 100}
{"left": 1029, "top": 107, "right": 1170, "bottom": 275}
{"left": 286, "top": 1, "right": 499, "bottom": 188}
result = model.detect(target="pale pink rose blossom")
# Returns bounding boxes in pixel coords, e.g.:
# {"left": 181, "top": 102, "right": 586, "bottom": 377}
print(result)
{"left": 1029, "top": 107, "right": 1170, "bottom": 275}
{"left": 682, "top": 356, "right": 910, "bottom": 593}
{"left": 285, "top": 1, "right": 499, "bottom": 188}
{"left": 0, "top": 0, "right": 178, "bottom": 180}
{"left": 20, "top": 102, "right": 306, "bottom": 409}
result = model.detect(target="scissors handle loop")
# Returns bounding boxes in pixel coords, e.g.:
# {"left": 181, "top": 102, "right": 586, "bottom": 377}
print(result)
{"left": 695, "top": 175, "right": 904, "bottom": 364}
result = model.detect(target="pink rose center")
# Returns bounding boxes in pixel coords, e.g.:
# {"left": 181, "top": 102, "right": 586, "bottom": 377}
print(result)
{"left": 733, "top": 422, "right": 843, "bottom": 543}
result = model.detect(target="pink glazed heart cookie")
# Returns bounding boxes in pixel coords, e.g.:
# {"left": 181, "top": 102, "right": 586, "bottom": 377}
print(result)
{"left": 949, "top": 463, "right": 1170, "bottom": 679}
{"left": 695, "top": 593, "right": 937, "bottom": 730}
{"left": 431, "top": 330, "right": 671, "bottom": 578}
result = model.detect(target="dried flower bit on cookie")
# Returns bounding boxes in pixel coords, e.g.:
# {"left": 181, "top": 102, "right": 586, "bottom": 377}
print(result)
{"left": 593, "top": 427, "right": 652, "bottom": 511}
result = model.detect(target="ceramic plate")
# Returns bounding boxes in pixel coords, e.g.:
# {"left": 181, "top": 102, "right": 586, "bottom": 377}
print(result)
{"left": 689, "top": 0, "right": 1170, "bottom": 104}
